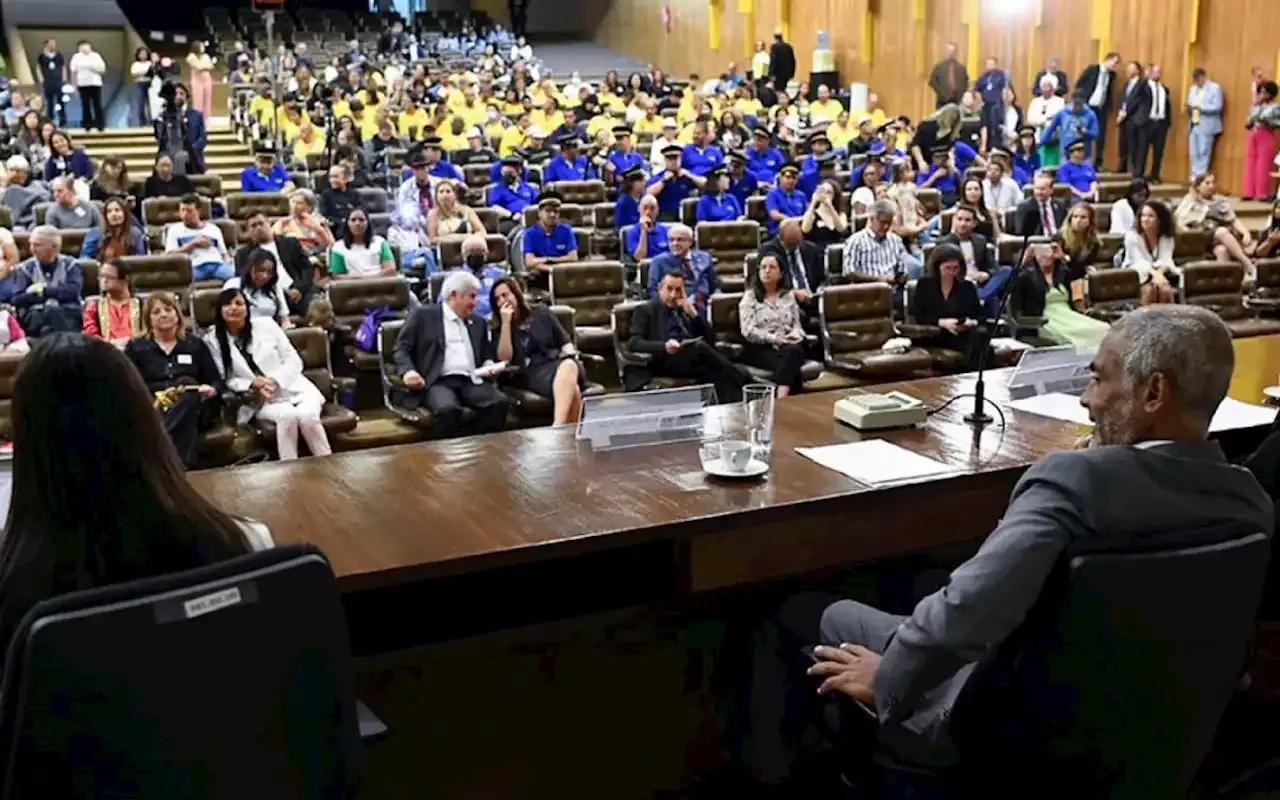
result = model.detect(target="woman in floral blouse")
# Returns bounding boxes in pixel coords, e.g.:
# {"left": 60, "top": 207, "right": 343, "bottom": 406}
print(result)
{"left": 738, "top": 253, "right": 806, "bottom": 397}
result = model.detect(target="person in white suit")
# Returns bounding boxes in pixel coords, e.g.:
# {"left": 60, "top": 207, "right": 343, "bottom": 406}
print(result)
{"left": 1186, "top": 68, "right": 1224, "bottom": 180}
{"left": 204, "top": 287, "right": 332, "bottom": 461}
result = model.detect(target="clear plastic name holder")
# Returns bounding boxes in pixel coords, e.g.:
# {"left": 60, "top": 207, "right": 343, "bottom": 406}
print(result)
{"left": 1006, "top": 344, "right": 1095, "bottom": 400}
{"left": 576, "top": 384, "right": 719, "bottom": 451}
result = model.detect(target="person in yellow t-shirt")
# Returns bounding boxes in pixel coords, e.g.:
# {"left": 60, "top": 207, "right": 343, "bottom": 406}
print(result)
{"left": 677, "top": 91, "right": 702, "bottom": 127}
{"left": 807, "top": 84, "right": 844, "bottom": 126}
{"left": 439, "top": 116, "right": 469, "bottom": 152}
{"left": 500, "top": 89, "right": 524, "bottom": 116}
{"left": 357, "top": 86, "right": 385, "bottom": 115}
{"left": 398, "top": 96, "right": 430, "bottom": 141}
{"left": 634, "top": 99, "right": 665, "bottom": 135}
{"left": 499, "top": 113, "right": 530, "bottom": 156}
{"left": 530, "top": 98, "right": 565, "bottom": 136}
{"left": 275, "top": 96, "right": 310, "bottom": 144}
{"left": 358, "top": 105, "right": 384, "bottom": 142}
{"left": 248, "top": 82, "right": 276, "bottom": 128}
{"left": 751, "top": 41, "right": 770, "bottom": 81}
{"left": 826, "top": 110, "right": 856, "bottom": 150}
{"left": 853, "top": 92, "right": 888, "bottom": 131}
{"left": 597, "top": 89, "right": 627, "bottom": 115}
{"left": 733, "top": 84, "right": 764, "bottom": 119}
{"left": 292, "top": 123, "right": 326, "bottom": 163}
{"left": 483, "top": 104, "right": 507, "bottom": 146}
{"left": 585, "top": 107, "right": 615, "bottom": 142}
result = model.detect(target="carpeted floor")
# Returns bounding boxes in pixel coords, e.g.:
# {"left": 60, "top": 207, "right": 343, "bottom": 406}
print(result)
{"left": 529, "top": 40, "right": 648, "bottom": 80}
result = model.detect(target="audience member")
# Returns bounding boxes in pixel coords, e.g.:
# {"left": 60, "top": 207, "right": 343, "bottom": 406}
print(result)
{"left": 69, "top": 40, "right": 107, "bottom": 131}
{"left": 394, "top": 270, "right": 509, "bottom": 438}
{"left": 626, "top": 194, "right": 672, "bottom": 261}
{"left": 273, "top": 189, "right": 335, "bottom": 258}
{"left": 10, "top": 226, "right": 83, "bottom": 335}
{"left": 239, "top": 145, "right": 295, "bottom": 193}
{"left": 939, "top": 204, "right": 1010, "bottom": 317}
{"left": 1053, "top": 202, "right": 1103, "bottom": 283}
{"left": 1056, "top": 140, "right": 1100, "bottom": 203}
{"left": 1039, "top": 92, "right": 1099, "bottom": 168}
{"left": 317, "top": 164, "right": 361, "bottom": 236}
{"left": 1122, "top": 200, "right": 1177, "bottom": 304}
{"left": 909, "top": 104, "right": 962, "bottom": 171}
{"left": 1186, "top": 68, "right": 1224, "bottom": 181}
{"left": 910, "top": 244, "right": 986, "bottom": 369}
{"left": 645, "top": 222, "right": 716, "bottom": 316}
{"left": 1014, "top": 171, "right": 1068, "bottom": 236}
{"left": 1132, "top": 64, "right": 1172, "bottom": 183}
{"left": 800, "top": 181, "right": 848, "bottom": 248}
{"left": 764, "top": 162, "right": 807, "bottom": 237}
{"left": 436, "top": 235, "right": 505, "bottom": 319}
{"left": 489, "top": 156, "right": 539, "bottom": 235}
{"left": 916, "top": 146, "right": 959, "bottom": 209}
{"left": 1010, "top": 126, "right": 1042, "bottom": 185}
{"left": 981, "top": 154, "right": 1022, "bottom": 213}
{"left": 124, "top": 292, "right": 223, "bottom": 468}
{"left": 235, "top": 211, "right": 309, "bottom": 313}
{"left": 0, "top": 332, "right": 270, "bottom": 662}
{"left": 1012, "top": 236, "right": 1110, "bottom": 350}
{"left": 1115, "top": 60, "right": 1145, "bottom": 173}
{"left": 1175, "top": 172, "right": 1258, "bottom": 275}
{"left": 3, "top": 156, "right": 47, "bottom": 231}
{"left": 165, "top": 194, "right": 234, "bottom": 281}
{"left": 1256, "top": 199, "right": 1280, "bottom": 259}
{"left": 143, "top": 153, "right": 195, "bottom": 199}
{"left": 747, "top": 126, "right": 785, "bottom": 187}
{"left": 768, "top": 218, "right": 826, "bottom": 311}
{"left": 206, "top": 288, "right": 331, "bottom": 460}
{"left": 426, "top": 180, "right": 486, "bottom": 242}
{"left": 1109, "top": 178, "right": 1149, "bottom": 234}
{"left": 80, "top": 196, "right": 145, "bottom": 260}
{"left": 842, "top": 200, "right": 921, "bottom": 304}
{"left": 42, "top": 130, "right": 94, "bottom": 183}
{"left": 45, "top": 175, "right": 99, "bottom": 230}
{"left": 225, "top": 248, "right": 292, "bottom": 328}
{"left": 159, "top": 84, "right": 209, "bottom": 175}
{"left": 695, "top": 166, "right": 744, "bottom": 223}
{"left": 1032, "top": 57, "right": 1069, "bottom": 98}
{"left": 647, "top": 144, "right": 703, "bottom": 222}
{"left": 1243, "top": 80, "right": 1280, "bottom": 201}
{"left": 928, "top": 43, "right": 968, "bottom": 108}
{"left": 37, "top": 38, "right": 68, "bottom": 127}
{"left": 738, "top": 253, "right": 806, "bottom": 396}
{"left": 626, "top": 269, "right": 746, "bottom": 401}
{"left": 89, "top": 156, "right": 134, "bottom": 203}
{"left": 1026, "top": 78, "right": 1066, "bottom": 167}
{"left": 329, "top": 208, "right": 395, "bottom": 278}
{"left": 1075, "top": 51, "right": 1120, "bottom": 168}
{"left": 490, "top": 277, "right": 585, "bottom": 424}
{"left": 79, "top": 256, "right": 142, "bottom": 347}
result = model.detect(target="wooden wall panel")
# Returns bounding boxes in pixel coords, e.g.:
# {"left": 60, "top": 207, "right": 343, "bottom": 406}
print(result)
{"left": 593, "top": 0, "right": 1277, "bottom": 192}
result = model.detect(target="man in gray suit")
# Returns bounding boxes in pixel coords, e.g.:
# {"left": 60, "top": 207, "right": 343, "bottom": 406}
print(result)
{"left": 1187, "top": 67, "right": 1224, "bottom": 180}
{"left": 744, "top": 305, "right": 1273, "bottom": 784}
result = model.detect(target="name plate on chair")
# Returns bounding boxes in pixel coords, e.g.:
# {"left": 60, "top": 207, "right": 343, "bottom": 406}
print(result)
{"left": 576, "top": 385, "right": 718, "bottom": 451}
{"left": 183, "top": 587, "right": 243, "bottom": 620}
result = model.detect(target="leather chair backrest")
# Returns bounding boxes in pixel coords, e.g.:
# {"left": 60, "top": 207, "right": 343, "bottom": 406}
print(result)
{"left": 549, "top": 305, "right": 577, "bottom": 343}
{"left": 1097, "top": 182, "right": 1131, "bottom": 204}
{"left": 226, "top": 192, "right": 290, "bottom": 220}
{"left": 680, "top": 196, "right": 699, "bottom": 228}
{"left": 696, "top": 221, "right": 759, "bottom": 254}
{"left": 288, "top": 171, "right": 312, "bottom": 191}
{"left": 940, "top": 208, "right": 954, "bottom": 235}
{"left": 378, "top": 318, "right": 403, "bottom": 374}
{"left": 32, "top": 203, "right": 49, "bottom": 227}
{"left": 709, "top": 292, "right": 745, "bottom": 346}
{"left": 744, "top": 251, "right": 760, "bottom": 287}
{"left": 286, "top": 326, "right": 332, "bottom": 396}
{"left": 548, "top": 180, "right": 606, "bottom": 205}
{"left": 527, "top": 164, "right": 543, "bottom": 186}
{"left": 368, "top": 212, "right": 392, "bottom": 238}
{"left": 1093, "top": 202, "right": 1113, "bottom": 234}
{"left": 58, "top": 229, "right": 86, "bottom": 258}
{"left": 0, "top": 352, "right": 24, "bottom": 440}
{"left": 591, "top": 202, "right": 617, "bottom": 229}
{"left": 356, "top": 187, "right": 389, "bottom": 214}
{"left": 611, "top": 300, "right": 644, "bottom": 360}
{"left": 1021, "top": 183, "right": 1073, "bottom": 203}
{"left": 0, "top": 206, "right": 10, "bottom": 230}
{"left": 190, "top": 174, "right": 223, "bottom": 201}
{"left": 821, "top": 283, "right": 895, "bottom": 352}
{"left": 437, "top": 234, "right": 509, "bottom": 269}
{"left": 917, "top": 188, "right": 941, "bottom": 217}
{"left": 142, "top": 197, "right": 213, "bottom": 229}
{"left": 521, "top": 203, "right": 586, "bottom": 228}
{"left": 1174, "top": 230, "right": 1210, "bottom": 262}
{"left": 745, "top": 196, "right": 767, "bottom": 226}
{"left": 550, "top": 261, "right": 626, "bottom": 326}
{"left": 573, "top": 228, "right": 592, "bottom": 257}
{"left": 998, "top": 235, "right": 1049, "bottom": 267}
{"left": 463, "top": 163, "right": 491, "bottom": 189}
{"left": 119, "top": 254, "right": 194, "bottom": 292}
{"left": 473, "top": 207, "right": 499, "bottom": 235}
{"left": 310, "top": 170, "right": 330, "bottom": 193}
{"left": 385, "top": 149, "right": 408, "bottom": 171}
{"left": 825, "top": 244, "right": 844, "bottom": 279}
{"left": 191, "top": 287, "right": 223, "bottom": 329}
{"left": 1096, "top": 233, "right": 1124, "bottom": 267}
{"left": 327, "top": 277, "right": 410, "bottom": 324}
{"left": 304, "top": 152, "right": 330, "bottom": 173}
{"left": 1086, "top": 268, "right": 1141, "bottom": 307}
{"left": 951, "top": 530, "right": 1270, "bottom": 797}
{"left": 1181, "top": 262, "right": 1246, "bottom": 319}
{"left": 1255, "top": 258, "right": 1280, "bottom": 291}
{"left": 78, "top": 259, "right": 99, "bottom": 297}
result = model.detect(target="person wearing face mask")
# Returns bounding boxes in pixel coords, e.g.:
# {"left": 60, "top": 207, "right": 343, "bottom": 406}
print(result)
{"left": 436, "top": 234, "right": 505, "bottom": 319}
{"left": 81, "top": 258, "right": 144, "bottom": 347}
{"left": 488, "top": 156, "right": 537, "bottom": 235}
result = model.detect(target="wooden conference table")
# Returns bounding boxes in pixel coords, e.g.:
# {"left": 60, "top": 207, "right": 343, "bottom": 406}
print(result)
{"left": 190, "top": 367, "right": 1273, "bottom": 655}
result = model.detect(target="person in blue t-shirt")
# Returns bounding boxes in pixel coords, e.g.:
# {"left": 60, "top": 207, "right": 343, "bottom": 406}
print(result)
{"left": 1011, "top": 125, "right": 1041, "bottom": 187}
{"left": 800, "top": 131, "right": 834, "bottom": 175}
{"left": 522, "top": 193, "right": 579, "bottom": 287}
{"left": 695, "top": 165, "right": 744, "bottom": 223}
{"left": 726, "top": 150, "right": 759, "bottom": 208}
{"left": 917, "top": 146, "right": 960, "bottom": 208}
{"left": 746, "top": 126, "right": 785, "bottom": 187}
{"left": 798, "top": 151, "right": 839, "bottom": 198}
{"left": 543, "top": 137, "right": 594, "bottom": 183}
{"left": 646, "top": 144, "right": 705, "bottom": 222}
{"left": 1055, "top": 140, "right": 1099, "bottom": 203}
{"left": 764, "top": 162, "right": 808, "bottom": 236}
{"left": 623, "top": 194, "right": 671, "bottom": 261}
{"left": 615, "top": 166, "right": 647, "bottom": 229}
{"left": 681, "top": 121, "right": 725, "bottom": 177}
{"left": 239, "top": 146, "right": 296, "bottom": 193}
{"left": 488, "top": 156, "right": 538, "bottom": 234}
{"left": 953, "top": 139, "right": 983, "bottom": 175}
{"left": 604, "top": 125, "right": 647, "bottom": 190}
{"left": 416, "top": 136, "right": 464, "bottom": 183}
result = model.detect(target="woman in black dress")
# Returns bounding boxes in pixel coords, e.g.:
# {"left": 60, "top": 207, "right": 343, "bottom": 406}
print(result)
{"left": 124, "top": 292, "right": 223, "bottom": 468}
{"left": 490, "top": 277, "right": 586, "bottom": 425}
{"left": 909, "top": 103, "right": 963, "bottom": 171}
{"left": 910, "top": 244, "right": 986, "bottom": 369}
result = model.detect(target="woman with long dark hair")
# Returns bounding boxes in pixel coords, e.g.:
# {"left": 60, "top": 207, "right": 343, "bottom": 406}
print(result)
{"left": 957, "top": 176, "right": 1001, "bottom": 239}
{"left": 89, "top": 156, "right": 134, "bottom": 204}
{"left": 911, "top": 244, "right": 986, "bottom": 370}
{"left": 0, "top": 334, "right": 270, "bottom": 661}
{"left": 1109, "top": 178, "right": 1149, "bottom": 234}
{"left": 328, "top": 208, "right": 394, "bottom": 278}
{"left": 226, "top": 248, "right": 291, "bottom": 328}
{"left": 738, "top": 253, "right": 807, "bottom": 396}
{"left": 1122, "top": 201, "right": 1177, "bottom": 304}
{"left": 203, "top": 289, "right": 331, "bottom": 461}
{"left": 80, "top": 197, "right": 146, "bottom": 261}
{"left": 490, "top": 277, "right": 586, "bottom": 425}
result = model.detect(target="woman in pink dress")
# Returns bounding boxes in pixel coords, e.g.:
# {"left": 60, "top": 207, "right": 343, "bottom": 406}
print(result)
{"left": 185, "top": 42, "right": 214, "bottom": 119}
{"left": 1244, "top": 81, "right": 1280, "bottom": 201}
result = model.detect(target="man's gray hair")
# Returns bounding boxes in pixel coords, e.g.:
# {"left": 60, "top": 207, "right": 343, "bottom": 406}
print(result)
{"left": 441, "top": 269, "right": 482, "bottom": 299}
{"left": 869, "top": 200, "right": 896, "bottom": 219}
{"left": 29, "top": 224, "right": 61, "bottom": 249}
{"left": 668, "top": 223, "right": 693, "bottom": 240}
{"left": 778, "top": 217, "right": 802, "bottom": 235}
{"left": 1109, "top": 305, "right": 1234, "bottom": 424}
{"left": 50, "top": 175, "right": 74, "bottom": 192}
{"left": 460, "top": 233, "right": 488, "bottom": 255}
{"left": 291, "top": 188, "right": 318, "bottom": 211}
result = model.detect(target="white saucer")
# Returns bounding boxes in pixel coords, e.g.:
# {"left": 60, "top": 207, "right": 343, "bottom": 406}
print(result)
{"left": 703, "top": 457, "right": 770, "bottom": 479}
{"left": 1264, "top": 386, "right": 1280, "bottom": 401}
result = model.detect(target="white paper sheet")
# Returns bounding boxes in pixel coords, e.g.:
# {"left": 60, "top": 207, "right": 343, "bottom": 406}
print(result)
{"left": 1006, "top": 392, "right": 1277, "bottom": 433}
{"left": 795, "top": 440, "right": 958, "bottom": 487}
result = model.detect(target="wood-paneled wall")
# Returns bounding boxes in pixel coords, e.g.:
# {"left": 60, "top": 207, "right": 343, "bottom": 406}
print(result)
{"left": 593, "top": 0, "right": 1280, "bottom": 192}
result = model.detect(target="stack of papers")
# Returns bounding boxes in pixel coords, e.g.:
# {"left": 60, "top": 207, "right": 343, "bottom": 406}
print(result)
{"left": 796, "top": 440, "right": 957, "bottom": 487}
{"left": 1007, "top": 392, "right": 1277, "bottom": 433}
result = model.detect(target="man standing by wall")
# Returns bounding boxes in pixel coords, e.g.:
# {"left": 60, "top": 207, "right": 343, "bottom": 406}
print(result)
{"left": 1074, "top": 52, "right": 1121, "bottom": 169}
{"left": 975, "top": 57, "right": 1007, "bottom": 154}
{"left": 37, "top": 39, "right": 67, "bottom": 127}
{"left": 929, "top": 43, "right": 968, "bottom": 110}
{"left": 768, "top": 29, "right": 795, "bottom": 93}
{"left": 69, "top": 40, "right": 106, "bottom": 132}
{"left": 1186, "top": 68, "right": 1224, "bottom": 180}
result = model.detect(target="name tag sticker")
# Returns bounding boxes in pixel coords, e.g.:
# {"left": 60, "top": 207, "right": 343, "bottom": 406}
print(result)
{"left": 183, "top": 586, "right": 242, "bottom": 619}
{"left": 74, "top": 207, "right": 86, "bottom": 217}
{"left": 176, "top": 353, "right": 193, "bottom": 364}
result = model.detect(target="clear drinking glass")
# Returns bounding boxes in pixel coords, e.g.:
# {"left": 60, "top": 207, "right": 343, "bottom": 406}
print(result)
{"left": 743, "top": 384, "right": 776, "bottom": 463}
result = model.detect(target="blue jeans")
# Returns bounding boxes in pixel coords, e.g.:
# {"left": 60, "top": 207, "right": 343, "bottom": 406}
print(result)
{"left": 135, "top": 82, "right": 151, "bottom": 127}
{"left": 976, "top": 265, "right": 1013, "bottom": 319}
{"left": 193, "top": 262, "right": 235, "bottom": 281}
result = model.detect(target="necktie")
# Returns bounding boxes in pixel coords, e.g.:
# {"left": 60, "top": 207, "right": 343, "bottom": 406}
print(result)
{"left": 1041, "top": 202, "right": 1056, "bottom": 236}
{"left": 682, "top": 255, "right": 693, "bottom": 281}
{"left": 790, "top": 249, "right": 808, "bottom": 291}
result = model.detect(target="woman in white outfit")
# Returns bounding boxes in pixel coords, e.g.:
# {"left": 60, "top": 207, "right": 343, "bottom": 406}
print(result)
{"left": 204, "top": 288, "right": 331, "bottom": 461}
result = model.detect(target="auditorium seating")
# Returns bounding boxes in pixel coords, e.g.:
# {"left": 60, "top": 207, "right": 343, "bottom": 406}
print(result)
{"left": 819, "top": 284, "right": 932, "bottom": 378}
{"left": 706, "top": 293, "right": 828, "bottom": 390}
{"left": 327, "top": 276, "right": 412, "bottom": 373}
{"left": 695, "top": 221, "right": 759, "bottom": 294}
{"left": 239, "top": 327, "right": 358, "bottom": 451}
{"left": 1180, "top": 263, "right": 1280, "bottom": 338}
{"left": 610, "top": 301, "right": 694, "bottom": 390}
{"left": 1084, "top": 269, "right": 1142, "bottom": 321}
{"left": 437, "top": 234, "right": 508, "bottom": 270}
{"left": 548, "top": 261, "right": 626, "bottom": 353}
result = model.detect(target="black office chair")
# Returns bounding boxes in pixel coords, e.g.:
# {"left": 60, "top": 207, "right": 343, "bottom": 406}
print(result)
{"left": 0, "top": 543, "right": 379, "bottom": 799}
{"left": 935, "top": 529, "right": 1271, "bottom": 799}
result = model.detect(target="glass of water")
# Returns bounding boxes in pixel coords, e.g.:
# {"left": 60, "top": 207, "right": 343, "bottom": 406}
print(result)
{"left": 743, "top": 384, "right": 776, "bottom": 462}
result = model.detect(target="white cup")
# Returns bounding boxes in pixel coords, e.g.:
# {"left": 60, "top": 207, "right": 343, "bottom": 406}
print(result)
{"left": 719, "top": 440, "right": 753, "bottom": 473}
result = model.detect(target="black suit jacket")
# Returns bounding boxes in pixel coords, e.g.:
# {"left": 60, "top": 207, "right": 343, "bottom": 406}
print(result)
{"left": 938, "top": 232, "right": 996, "bottom": 275}
{"left": 393, "top": 304, "right": 494, "bottom": 406}
{"left": 625, "top": 299, "right": 717, "bottom": 392}
{"left": 1032, "top": 69, "right": 1070, "bottom": 98}
{"left": 1014, "top": 197, "right": 1068, "bottom": 237}
{"left": 910, "top": 274, "right": 983, "bottom": 325}
{"left": 1074, "top": 65, "right": 1115, "bottom": 111}
{"left": 761, "top": 240, "right": 826, "bottom": 293}
{"left": 1125, "top": 80, "right": 1155, "bottom": 126}
{"left": 769, "top": 40, "right": 796, "bottom": 86}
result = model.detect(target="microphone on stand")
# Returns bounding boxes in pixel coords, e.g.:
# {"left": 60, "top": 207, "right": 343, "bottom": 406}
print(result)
{"left": 963, "top": 241, "right": 1021, "bottom": 427}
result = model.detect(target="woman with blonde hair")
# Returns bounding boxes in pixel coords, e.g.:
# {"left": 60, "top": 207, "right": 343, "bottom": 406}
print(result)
{"left": 426, "top": 180, "right": 487, "bottom": 242}
{"left": 909, "top": 104, "right": 964, "bottom": 172}
{"left": 1174, "top": 172, "right": 1256, "bottom": 276}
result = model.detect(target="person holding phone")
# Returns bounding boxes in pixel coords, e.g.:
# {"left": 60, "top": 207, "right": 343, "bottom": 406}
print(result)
{"left": 1012, "top": 239, "right": 1111, "bottom": 348}
{"left": 910, "top": 244, "right": 988, "bottom": 370}
{"left": 739, "top": 253, "right": 807, "bottom": 397}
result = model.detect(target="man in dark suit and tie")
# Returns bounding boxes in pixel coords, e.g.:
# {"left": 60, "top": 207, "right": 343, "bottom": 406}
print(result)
{"left": 1073, "top": 52, "right": 1121, "bottom": 169}
{"left": 1113, "top": 60, "right": 1145, "bottom": 173}
{"left": 1013, "top": 171, "right": 1068, "bottom": 237}
{"left": 762, "top": 219, "right": 826, "bottom": 317}
{"left": 743, "top": 305, "right": 1274, "bottom": 790}
{"left": 626, "top": 269, "right": 747, "bottom": 402}
{"left": 394, "top": 270, "right": 509, "bottom": 438}
{"left": 1133, "top": 64, "right": 1172, "bottom": 183}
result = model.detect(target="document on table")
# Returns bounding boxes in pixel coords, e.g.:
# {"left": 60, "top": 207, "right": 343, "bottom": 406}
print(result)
{"left": 1007, "top": 392, "right": 1277, "bottom": 433}
{"left": 795, "top": 440, "right": 958, "bottom": 487}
